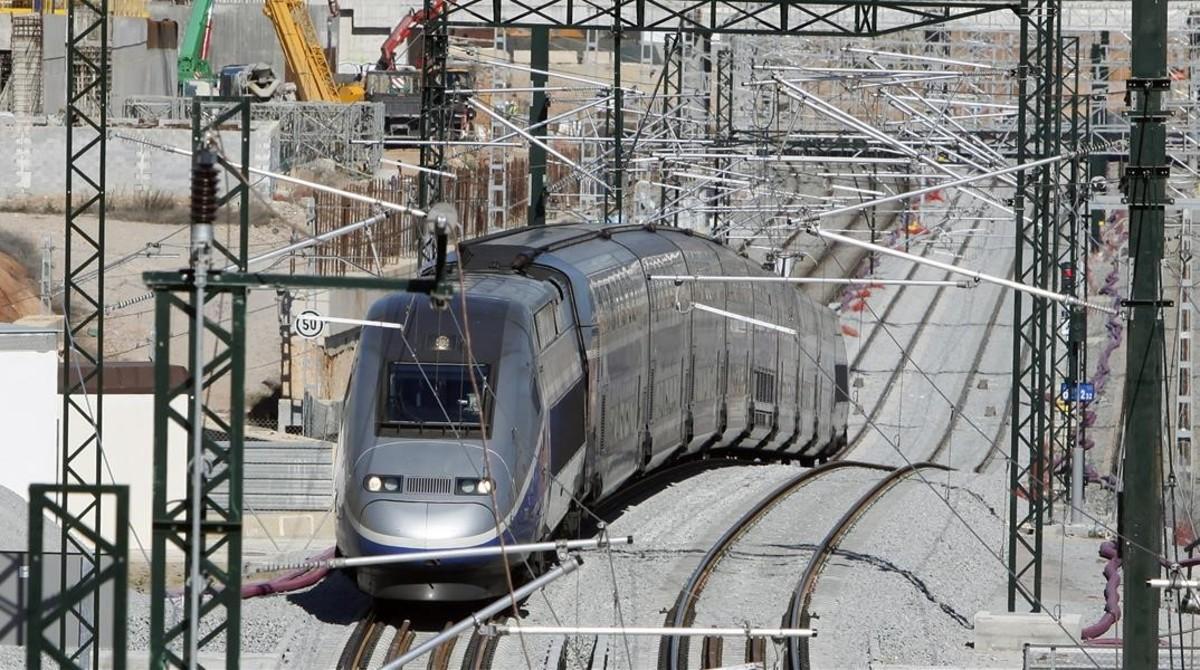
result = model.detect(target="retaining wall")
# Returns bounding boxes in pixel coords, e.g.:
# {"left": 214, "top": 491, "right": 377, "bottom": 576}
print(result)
{"left": 0, "top": 120, "right": 279, "bottom": 198}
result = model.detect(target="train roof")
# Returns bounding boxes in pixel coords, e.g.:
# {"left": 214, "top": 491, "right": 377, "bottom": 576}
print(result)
{"left": 368, "top": 272, "right": 556, "bottom": 316}
{"left": 458, "top": 223, "right": 721, "bottom": 272}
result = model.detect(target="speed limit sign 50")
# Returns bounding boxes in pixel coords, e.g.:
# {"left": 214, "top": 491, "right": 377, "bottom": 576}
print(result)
{"left": 293, "top": 309, "right": 325, "bottom": 339}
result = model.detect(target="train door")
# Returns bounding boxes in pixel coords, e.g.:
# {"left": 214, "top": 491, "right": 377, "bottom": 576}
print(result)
{"left": 526, "top": 265, "right": 594, "bottom": 502}
{"left": 716, "top": 251, "right": 752, "bottom": 443}
{"left": 610, "top": 230, "right": 689, "bottom": 470}
{"left": 666, "top": 233, "right": 725, "bottom": 452}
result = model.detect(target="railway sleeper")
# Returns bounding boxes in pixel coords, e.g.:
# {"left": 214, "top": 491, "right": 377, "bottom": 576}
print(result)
{"left": 701, "top": 635, "right": 723, "bottom": 668}
{"left": 745, "top": 637, "right": 765, "bottom": 664}
{"left": 428, "top": 621, "right": 457, "bottom": 670}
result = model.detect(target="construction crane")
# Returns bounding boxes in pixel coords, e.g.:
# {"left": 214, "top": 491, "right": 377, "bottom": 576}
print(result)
{"left": 262, "top": 0, "right": 363, "bottom": 103}
{"left": 375, "top": 0, "right": 444, "bottom": 71}
{"left": 177, "top": 0, "right": 216, "bottom": 94}
{"left": 367, "top": 0, "right": 475, "bottom": 138}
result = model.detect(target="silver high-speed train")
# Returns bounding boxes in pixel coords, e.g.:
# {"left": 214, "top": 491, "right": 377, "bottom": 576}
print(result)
{"left": 333, "top": 223, "right": 849, "bottom": 600}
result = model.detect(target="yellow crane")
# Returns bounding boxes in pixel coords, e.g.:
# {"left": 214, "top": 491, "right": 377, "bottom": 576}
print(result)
{"left": 262, "top": 0, "right": 363, "bottom": 102}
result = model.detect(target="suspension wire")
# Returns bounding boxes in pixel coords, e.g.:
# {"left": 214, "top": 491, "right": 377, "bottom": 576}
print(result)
{"left": 453, "top": 271, "right": 536, "bottom": 670}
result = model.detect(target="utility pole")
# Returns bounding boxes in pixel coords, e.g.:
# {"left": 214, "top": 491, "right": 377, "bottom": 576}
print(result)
{"left": 1121, "top": 0, "right": 1169, "bottom": 661}
{"left": 527, "top": 26, "right": 549, "bottom": 227}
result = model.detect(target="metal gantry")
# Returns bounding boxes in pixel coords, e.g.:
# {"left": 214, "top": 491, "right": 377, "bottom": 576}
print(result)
{"left": 436, "top": 0, "right": 1015, "bottom": 36}
{"left": 149, "top": 97, "right": 252, "bottom": 669}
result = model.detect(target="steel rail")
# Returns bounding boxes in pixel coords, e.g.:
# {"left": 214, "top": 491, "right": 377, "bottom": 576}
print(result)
{"left": 336, "top": 608, "right": 385, "bottom": 670}
{"left": 458, "top": 615, "right": 508, "bottom": 670}
{"left": 783, "top": 462, "right": 951, "bottom": 669}
{"left": 656, "top": 461, "right": 893, "bottom": 670}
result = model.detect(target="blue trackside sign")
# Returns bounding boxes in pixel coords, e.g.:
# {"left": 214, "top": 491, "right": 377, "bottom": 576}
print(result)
{"left": 1060, "top": 382, "right": 1096, "bottom": 403}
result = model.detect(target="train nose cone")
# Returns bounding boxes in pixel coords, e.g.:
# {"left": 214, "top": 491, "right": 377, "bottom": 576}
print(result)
{"left": 360, "top": 500, "right": 496, "bottom": 549}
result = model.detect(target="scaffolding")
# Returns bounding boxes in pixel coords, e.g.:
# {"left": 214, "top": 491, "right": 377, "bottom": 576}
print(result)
{"left": 5, "top": 14, "right": 43, "bottom": 115}
{"left": 120, "top": 97, "right": 385, "bottom": 172}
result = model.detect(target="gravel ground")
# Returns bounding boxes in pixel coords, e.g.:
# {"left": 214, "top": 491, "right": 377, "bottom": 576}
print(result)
{"left": 277, "top": 571, "right": 372, "bottom": 668}
{"left": 124, "top": 586, "right": 314, "bottom": 656}
{"left": 808, "top": 471, "right": 1010, "bottom": 668}
{"left": 488, "top": 463, "right": 808, "bottom": 670}
{"left": 0, "top": 646, "right": 25, "bottom": 668}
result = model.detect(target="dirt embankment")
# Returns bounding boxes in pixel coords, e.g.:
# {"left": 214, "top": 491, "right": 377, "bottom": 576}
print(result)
{"left": 0, "top": 251, "right": 40, "bottom": 322}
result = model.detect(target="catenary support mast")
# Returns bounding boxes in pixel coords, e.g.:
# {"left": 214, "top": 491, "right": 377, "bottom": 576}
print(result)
{"left": 1121, "top": 0, "right": 1170, "bottom": 660}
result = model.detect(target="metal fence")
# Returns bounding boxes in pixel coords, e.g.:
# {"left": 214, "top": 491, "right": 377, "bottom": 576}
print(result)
{"left": 310, "top": 159, "right": 537, "bottom": 276}
{"left": 121, "top": 97, "right": 384, "bottom": 172}
{"left": 213, "top": 440, "right": 334, "bottom": 512}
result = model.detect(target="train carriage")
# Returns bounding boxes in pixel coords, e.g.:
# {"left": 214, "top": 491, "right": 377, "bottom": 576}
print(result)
{"left": 334, "top": 223, "right": 849, "bottom": 600}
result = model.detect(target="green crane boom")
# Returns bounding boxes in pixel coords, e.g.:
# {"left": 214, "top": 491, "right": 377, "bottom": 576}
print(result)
{"left": 178, "top": 0, "right": 216, "bottom": 93}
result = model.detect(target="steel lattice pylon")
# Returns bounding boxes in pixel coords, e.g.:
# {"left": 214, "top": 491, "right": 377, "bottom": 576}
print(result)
{"left": 53, "top": 0, "right": 111, "bottom": 665}
{"left": 1007, "top": 0, "right": 1060, "bottom": 612}
{"left": 27, "top": 485, "right": 129, "bottom": 669}
{"left": 1050, "top": 37, "right": 1090, "bottom": 523}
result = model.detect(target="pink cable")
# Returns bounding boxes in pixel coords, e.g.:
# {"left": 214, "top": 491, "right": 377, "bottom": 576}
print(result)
{"left": 1081, "top": 540, "right": 1122, "bottom": 639}
{"left": 241, "top": 547, "right": 336, "bottom": 599}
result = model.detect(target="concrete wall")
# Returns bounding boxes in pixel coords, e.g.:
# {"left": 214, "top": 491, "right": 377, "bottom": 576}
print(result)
{"left": 148, "top": 0, "right": 333, "bottom": 78}
{"left": 335, "top": 0, "right": 420, "bottom": 69}
{"left": 0, "top": 13, "right": 11, "bottom": 51}
{"left": 40, "top": 14, "right": 176, "bottom": 116}
{"left": 0, "top": 328, "right": 58, "bottom": 505}
{"left": 58, "top": 394, "right": 187, "bottom": 546}
{"left": 0, "top": 120, "right": 279, "bottom": 199}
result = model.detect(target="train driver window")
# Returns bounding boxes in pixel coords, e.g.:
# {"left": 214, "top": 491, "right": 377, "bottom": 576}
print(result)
{"left": 382, "top": 362, "right": 491, "bottom": 429}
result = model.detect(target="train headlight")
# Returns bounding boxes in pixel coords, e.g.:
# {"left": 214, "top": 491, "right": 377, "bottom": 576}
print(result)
{"left": 364, "top": 475, "right": 402, "bottom": 492}
{"left": 455, "top": 477, "right": 495, "bottom": 495}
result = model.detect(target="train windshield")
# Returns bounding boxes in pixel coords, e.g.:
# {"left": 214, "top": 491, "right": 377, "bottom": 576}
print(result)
{"left": 382, "top": 362, "right": 491, "bottom": 428}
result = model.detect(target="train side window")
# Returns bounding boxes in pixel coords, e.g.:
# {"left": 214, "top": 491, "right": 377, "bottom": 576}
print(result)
{"left": 835, "top": 364, "right": 849, "bottom": 403}
{"left": 556, "top": 295, "right": 574, "bottom": 330}
{"left": 534, "top": 303, "right": 557, "bottom": 348}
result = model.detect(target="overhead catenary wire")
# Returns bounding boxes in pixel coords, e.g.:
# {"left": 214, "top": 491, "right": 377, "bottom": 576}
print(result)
{"left": 808, "top": 226, "right": 1120, "bottom": 314}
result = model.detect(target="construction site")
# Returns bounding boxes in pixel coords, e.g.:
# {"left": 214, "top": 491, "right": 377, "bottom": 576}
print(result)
{"left": 0, "top": 0, "right": 1197, "bottom": 667}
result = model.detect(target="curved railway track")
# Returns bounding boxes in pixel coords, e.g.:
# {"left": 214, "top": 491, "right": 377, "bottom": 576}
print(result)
{"left": 653, "top": 460, "right": 893, "bottom": 670}
{"left": 928, "top": 253, "right": 1016, "bottom": 468}
{"left": 840, "top": 216, "right": 1016, "bottom": 470}
{"left": 782, "top": 462, "right": 951, "bottom": 670}
{"left": 841, "top": 225, "right": 979, "bottom": 452}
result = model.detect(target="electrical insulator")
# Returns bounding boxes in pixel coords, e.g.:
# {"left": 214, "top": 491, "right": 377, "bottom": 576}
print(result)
{"left": 191, "top": 149, "right": 220, "bottom": 226}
